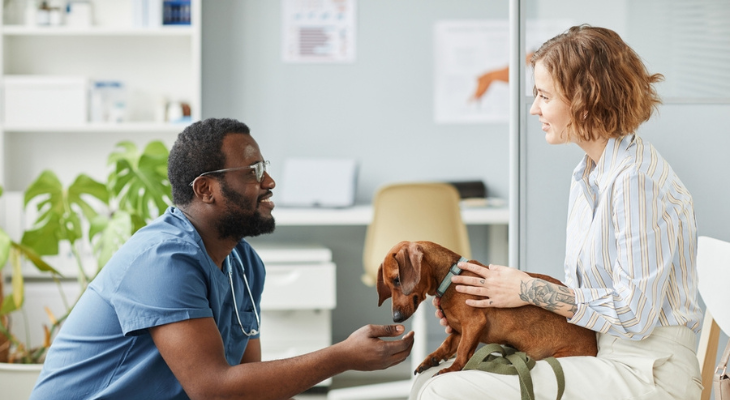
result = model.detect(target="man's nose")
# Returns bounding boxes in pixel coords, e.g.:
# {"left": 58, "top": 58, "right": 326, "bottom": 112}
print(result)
{"left": 261, "top": 172, "right": 275, "bottom": 188}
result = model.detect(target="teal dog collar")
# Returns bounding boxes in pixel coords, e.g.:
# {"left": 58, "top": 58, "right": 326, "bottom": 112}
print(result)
{"left": 436, "top": 257, "right": 469, "bottom": 297}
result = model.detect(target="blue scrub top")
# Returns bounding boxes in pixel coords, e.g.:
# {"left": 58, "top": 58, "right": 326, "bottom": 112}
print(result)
{"left": 30, "top": 207, "right": 266, "bottom": 400}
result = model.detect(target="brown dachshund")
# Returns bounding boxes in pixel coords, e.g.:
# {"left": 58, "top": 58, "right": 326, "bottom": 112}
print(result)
{"left": 376, "top": 241, "right": 597, "bottom": 375}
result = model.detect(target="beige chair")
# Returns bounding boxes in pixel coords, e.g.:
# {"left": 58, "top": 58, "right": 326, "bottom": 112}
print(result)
{"left": 696, "top": 236, "right": 730, "bottom": 400}
{"left": 328, "top": 182, "right": 471, "bottom": 400}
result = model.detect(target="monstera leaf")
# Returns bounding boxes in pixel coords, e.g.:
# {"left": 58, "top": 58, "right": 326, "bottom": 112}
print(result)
{"left": 21, "top": 171, "right": 109, "bottom": 256}
{"left": 88, "top": 210, "right": 133, "bottom": 270}
{"left": 107, "top": 141, "right": 171, "bottom": 227}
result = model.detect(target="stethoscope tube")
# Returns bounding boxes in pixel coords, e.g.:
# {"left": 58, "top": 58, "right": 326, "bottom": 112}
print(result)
{"left": 228, "top": 249, "right": 261, "bottom": 337}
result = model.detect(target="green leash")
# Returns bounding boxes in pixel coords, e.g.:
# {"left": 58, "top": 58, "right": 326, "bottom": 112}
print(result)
{"left": 463, "top": 344, "right": 565, "bottom": 400}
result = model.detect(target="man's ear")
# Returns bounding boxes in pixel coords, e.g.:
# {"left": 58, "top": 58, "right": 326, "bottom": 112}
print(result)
{"left": 376, "top": 263, "right": 392, "bottom": 306}
{"left": 191, "top": 177, "right": 216, "bottom": 203}
{"left": 397, "top": 242, "right": 423, "bottom": 295}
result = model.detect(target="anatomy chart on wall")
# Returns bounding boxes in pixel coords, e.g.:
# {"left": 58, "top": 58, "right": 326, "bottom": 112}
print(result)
{"left": 433, "top": 19, "right": 572, "bottom": 124}
{"left": 282, "top": 0, "right": 357, "bottom": 63}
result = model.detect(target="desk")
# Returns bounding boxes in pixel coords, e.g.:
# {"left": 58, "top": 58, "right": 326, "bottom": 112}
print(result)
{"left": 272, "top": 204, "right": 509, "bottom": 226}
{"left": 271, "top": 205, "right": 509, "bottom": 264}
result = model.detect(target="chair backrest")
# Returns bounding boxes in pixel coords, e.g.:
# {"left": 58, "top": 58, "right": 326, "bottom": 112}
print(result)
{"left": 696, "top": 236, "right": 730, "bottom": 400}
{"left": 362, "top": 182, "right": 471, "bottom": 286}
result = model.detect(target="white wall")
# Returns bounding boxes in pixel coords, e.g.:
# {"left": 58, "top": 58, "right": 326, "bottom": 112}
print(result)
{"left": 202, "top": 0, "right": 511, "bottom": 203}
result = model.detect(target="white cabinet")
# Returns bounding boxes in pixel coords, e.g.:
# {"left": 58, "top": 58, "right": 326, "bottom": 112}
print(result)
{"left": 254, "top": 243, "right": 337, "bottom": 387}
{"left": 0, "top": 0, "right": 201, "bottom": 191}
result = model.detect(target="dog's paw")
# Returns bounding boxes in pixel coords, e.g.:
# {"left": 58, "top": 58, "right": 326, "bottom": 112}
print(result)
{"left": 415, "top": 356, "right": 442, "bottom": 374}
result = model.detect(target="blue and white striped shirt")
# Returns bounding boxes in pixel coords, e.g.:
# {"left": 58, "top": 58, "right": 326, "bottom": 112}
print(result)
{"left": 565, "top": 135, "right": 702, "bottom": 339}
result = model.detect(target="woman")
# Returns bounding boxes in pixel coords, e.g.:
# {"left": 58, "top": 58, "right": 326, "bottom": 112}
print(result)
{"left": 411, "top": 25, "right": 703, "bottom": 400}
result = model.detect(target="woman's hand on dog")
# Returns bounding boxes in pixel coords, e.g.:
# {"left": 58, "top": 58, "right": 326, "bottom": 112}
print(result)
{"left": 433, "top": 263, "right": 535, "bottom": 333}
{"left": 452, "top": 262, "right": 533, "bottom": 309}
{"left": 451, "top": 262, "right": 534, "bottom": 308}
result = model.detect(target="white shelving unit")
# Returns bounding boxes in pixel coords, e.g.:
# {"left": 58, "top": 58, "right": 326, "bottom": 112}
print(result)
{"left": 0, "top": 0, "right": 201, "bottom": 191}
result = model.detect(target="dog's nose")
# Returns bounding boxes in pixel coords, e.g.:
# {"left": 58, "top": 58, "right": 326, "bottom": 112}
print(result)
{"left": 393, "top": 311, "right": 405, "bottom": 323}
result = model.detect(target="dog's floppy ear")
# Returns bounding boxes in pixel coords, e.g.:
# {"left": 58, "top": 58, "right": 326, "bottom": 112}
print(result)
{"left": 376, "top": 263, "right": 392, "bottom": 306}
{"left": 397, "top": 242, "right": 424, "bottom": 295}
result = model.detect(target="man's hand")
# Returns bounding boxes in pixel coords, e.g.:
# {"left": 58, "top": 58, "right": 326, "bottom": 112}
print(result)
{"left": 432, "top": 297, "right": 453, "bottom": 334}
{"left": 338, "top": 324, "right": 414, "bottom": 371}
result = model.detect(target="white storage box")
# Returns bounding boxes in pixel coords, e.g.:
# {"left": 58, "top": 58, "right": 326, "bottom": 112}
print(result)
{"left": 3, "top": 75, "right": 88, "bottom": 126}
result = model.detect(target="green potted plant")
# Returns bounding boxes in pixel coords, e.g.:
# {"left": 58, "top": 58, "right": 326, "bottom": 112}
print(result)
{"left": 0, "top": 140, "right": 172, "bottom": 398}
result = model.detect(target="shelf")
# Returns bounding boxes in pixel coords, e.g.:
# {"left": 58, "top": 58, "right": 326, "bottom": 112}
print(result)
{"left": 1, "top": 122, "right": 192, "bottom": 133}
{"left": 1, "top": 25, "right": 194, "bottom": 37}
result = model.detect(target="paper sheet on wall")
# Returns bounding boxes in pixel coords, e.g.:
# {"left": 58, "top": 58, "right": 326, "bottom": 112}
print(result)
{"left": 282, "top": 0, "right": 357, "bottom": 63}
{"left": 433, "top": 19, "right": 573, "bottom": 124}
{"left": 434, "top": 20, "right": 510, "bottom": 124}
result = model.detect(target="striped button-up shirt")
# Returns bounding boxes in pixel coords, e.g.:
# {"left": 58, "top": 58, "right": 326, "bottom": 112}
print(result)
{"left": 565, "top": 135, "right": 702, "bottom": 339}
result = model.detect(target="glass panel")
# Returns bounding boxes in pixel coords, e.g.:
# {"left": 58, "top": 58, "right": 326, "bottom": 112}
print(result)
{"left": 524, "top": 0, "right": 730, "bottom": 101}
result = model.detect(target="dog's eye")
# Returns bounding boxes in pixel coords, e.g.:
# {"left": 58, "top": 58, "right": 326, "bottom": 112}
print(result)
{"left": 393, "top": 277, "right": 400, "bottom": 287}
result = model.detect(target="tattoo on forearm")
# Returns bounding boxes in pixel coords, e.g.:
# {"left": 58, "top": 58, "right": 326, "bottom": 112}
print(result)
{"left": 519, "top": 279, "right": 577, "bottom": 314}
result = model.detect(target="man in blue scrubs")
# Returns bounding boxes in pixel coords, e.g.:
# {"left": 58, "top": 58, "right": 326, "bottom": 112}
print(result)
{"left": 30, "top": 118, "right": 414, "bottom": 400}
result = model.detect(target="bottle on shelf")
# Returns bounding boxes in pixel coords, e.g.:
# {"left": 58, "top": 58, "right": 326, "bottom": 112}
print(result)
{"left": 65, "top": 1, "right": 93, "bottom": 27}
{"left": 35, "top": 1, "right": 50, "bottom": 25}
{"left": 89, "top": 81, "right": 127, "bottom": 123}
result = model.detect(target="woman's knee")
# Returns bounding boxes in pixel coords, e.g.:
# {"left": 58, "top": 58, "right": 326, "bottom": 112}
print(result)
{"left": 412, "top": 370, "right": 516, "bottom": 400}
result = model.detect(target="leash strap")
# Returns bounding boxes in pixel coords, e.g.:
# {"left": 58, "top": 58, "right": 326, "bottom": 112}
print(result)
{"left": 463, "top": 344, "right": 565, "bottom": 400}
{"left": 436, "top": 257, "right": 469, "bottom": 297}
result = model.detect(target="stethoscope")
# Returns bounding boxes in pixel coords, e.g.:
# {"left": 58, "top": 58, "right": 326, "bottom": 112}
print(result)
{"left": 228, "top": 249, "right": 261, "bottom": 337}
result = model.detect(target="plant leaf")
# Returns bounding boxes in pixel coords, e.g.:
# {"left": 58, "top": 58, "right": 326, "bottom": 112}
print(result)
{"left": 0, "top": 229, "right": 10, "bottom": 270}
{"left": 0, "top": 185, "right": 8, "bottom": 269}
{"left": 44, "top": 307, "right": 57, "bottom": 325}
{"left": 68, "top": 174, "right": 109, "bottom": 221}
{"left": 10, "top": 249, "right": 23, "bottom": 311}
{"left": 108, "top": 141, "right": 171, "bottom": 222}
{"left": 21, "top": 213, "right": 62, "bottom": 256}
{"left": 0, "top": 294, "right": 19, "bottom": 315}
{"left": 23, "top": 170, "right": 63, "bottom": 210}
{"left": 90, "top": 211, "right": 133, "bottom": 270}
{"left": 11, "top": 242, "right": 61, "bottom": 275}
{"left": 22, "top": 171, "right": 66, "bottom": 255}
{"left": 21, "top": 171, "right": 107, "bottom": 258}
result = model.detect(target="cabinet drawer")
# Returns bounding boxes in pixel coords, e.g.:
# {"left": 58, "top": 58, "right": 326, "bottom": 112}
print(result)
{"left": 261, "top": 318, "right": 332, "bottom": 386}
{"left": 261, "top": 263, "right": 336, "bottom": 310}
{"left": 260, "top": 309, "right": 331, "bottom": 342}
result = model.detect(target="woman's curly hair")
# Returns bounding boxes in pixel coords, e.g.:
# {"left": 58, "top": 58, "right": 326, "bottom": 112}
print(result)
{"left": 168, "top": 118, "right": 251, "bottom": 206}
{"left": 531, "top": 25, "right": 663, "bottom": 141}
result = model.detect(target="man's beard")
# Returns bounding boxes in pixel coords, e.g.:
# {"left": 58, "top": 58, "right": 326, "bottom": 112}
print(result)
{"left": 217, "top": 181, "right": 275, "bottom": 241}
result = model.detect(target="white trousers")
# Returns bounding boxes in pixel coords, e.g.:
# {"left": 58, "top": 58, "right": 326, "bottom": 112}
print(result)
{"left": 410, "top": 326, "right": 702, "bottom": 400}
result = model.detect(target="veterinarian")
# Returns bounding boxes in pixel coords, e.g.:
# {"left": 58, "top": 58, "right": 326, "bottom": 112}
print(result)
{"left": 30, "top": 118, "right": 415, "bottom": 400}
{"left": 412, "top": 25, "right": 703, "bottom": 400}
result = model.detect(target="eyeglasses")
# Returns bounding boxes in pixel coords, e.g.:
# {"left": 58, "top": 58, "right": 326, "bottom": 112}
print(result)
{"left": 189, "top": 160, "right": 270, "bottom": 187}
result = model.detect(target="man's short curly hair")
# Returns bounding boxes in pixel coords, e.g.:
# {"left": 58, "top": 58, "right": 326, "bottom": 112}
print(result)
{"left": 531, "top": 25, "right": 663, "bottom": 141}
{"left": 168, "top": 118, "right": 251, "bottom": 206}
